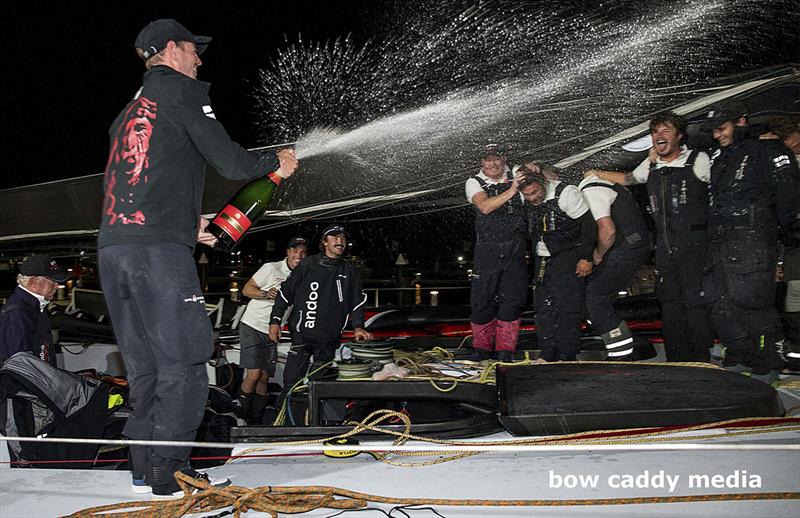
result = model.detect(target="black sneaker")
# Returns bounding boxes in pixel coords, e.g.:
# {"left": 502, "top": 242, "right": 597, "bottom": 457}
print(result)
{"left": 777, "top": 338, "right": 800, "bottom": 362}
{"left": 152, "top": 468, "right": 231, "bottom": 499}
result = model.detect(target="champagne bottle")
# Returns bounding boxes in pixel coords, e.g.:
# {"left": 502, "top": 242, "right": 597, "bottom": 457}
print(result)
{"left": 206, "top": 171, "right": 284, "bottom": 251}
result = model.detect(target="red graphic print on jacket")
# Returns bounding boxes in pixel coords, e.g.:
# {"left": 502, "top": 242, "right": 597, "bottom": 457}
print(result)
{"left": 103, "top": 96, "right": 157, "bottom": 225}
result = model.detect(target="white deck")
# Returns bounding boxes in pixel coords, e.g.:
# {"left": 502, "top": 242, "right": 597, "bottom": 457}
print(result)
{"left": 2, "top": 421, "right": 799, "bottom": 517}
{"left": 3, "top": 346, "right": 799, "bottom": 517}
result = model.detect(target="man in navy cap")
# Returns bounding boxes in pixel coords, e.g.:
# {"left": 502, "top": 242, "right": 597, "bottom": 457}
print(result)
{"left": 703, "top": 100, "right": 800, "bottom": 383}
{"left": 97, "top": 18, "right": 298, "bottom": 497}
{"left": 0, "top": 256, "right": 70, "bottom": 366}
{"left": 268, "top": 224, "right": 372, "bottom": 421}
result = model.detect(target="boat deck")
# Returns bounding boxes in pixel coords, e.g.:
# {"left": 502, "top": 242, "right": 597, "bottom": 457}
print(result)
{"left": 2, "top": 401, "right": 799, "bottom": 517}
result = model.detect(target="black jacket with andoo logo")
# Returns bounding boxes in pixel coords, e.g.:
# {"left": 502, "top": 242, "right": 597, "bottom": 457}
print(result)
{"left": 98, "top": 65, "right": 280, "bottom": 249}
{"left": 270, "top": 254, "right": 367, "bottom": 342}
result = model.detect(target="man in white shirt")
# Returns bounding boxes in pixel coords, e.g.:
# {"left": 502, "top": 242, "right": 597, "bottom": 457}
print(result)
{"left": 589, "top": 112, "right": 713, "bottom": 362}
{"left": 236, "top": 237, "right": 307, "bottom": 423}
{"left": 578, "top": 165, "right": 650, "bottom": 359}
{"left": 519, "top": 164, "right": 595, "bottom": 361}
{"left": 464, "top": 144, "right": 528, "bottom": 362}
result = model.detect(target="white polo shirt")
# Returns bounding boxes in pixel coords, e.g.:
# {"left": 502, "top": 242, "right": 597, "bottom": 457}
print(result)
{"left": 578, "top": 174, "right": 617, "bottom": 221}
{"left": 240, "top": 259, "right": 292, "bottom": 334}
{"left": 465, "top": 168, "right": 524, "bottom": 204}
{"left": 630, "top": 146, "right": 711, "bottom": 184}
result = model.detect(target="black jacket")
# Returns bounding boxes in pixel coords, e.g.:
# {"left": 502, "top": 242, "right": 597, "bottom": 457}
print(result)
{"left": 709, "top": 126, "right": 800, "bottom": 246}
{"left": 98, "top": 65, "right": 280, "bottom": 249}
{"left": 0, "top": 287, "right": 56, "bottom": 366}
{"left": 270, "top": 254, "right": 367, "bottom": 342}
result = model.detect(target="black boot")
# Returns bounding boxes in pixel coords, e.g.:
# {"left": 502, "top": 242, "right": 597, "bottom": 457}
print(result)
{"left": 236, "top": 391, "right": 254, "bottom": 419}
{"left": 248, "top": 393, "right": 269, "bottom": 425}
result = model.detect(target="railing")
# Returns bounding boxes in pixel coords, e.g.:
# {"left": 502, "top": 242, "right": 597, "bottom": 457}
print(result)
{"left": 364, "top": 285, "right": 471, "bottom": 308}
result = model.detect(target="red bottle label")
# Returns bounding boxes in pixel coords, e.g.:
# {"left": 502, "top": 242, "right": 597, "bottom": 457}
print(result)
{"left": 212, "top": 205, "right": 253, "bottom": 241}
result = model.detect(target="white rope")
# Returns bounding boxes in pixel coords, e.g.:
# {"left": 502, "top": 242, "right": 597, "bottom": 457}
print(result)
{"left": 1, "top": 435, "right": 799, "bottom": 452}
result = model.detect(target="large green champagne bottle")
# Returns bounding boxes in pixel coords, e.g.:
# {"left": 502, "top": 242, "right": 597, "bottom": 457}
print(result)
{"left": 206, "top": 171, "right": 283, "bottom": 251}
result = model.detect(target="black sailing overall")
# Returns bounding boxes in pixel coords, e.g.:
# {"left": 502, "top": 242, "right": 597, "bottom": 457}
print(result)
{"left": 646, "top": 150, "right": 713, "bottom": 361}
{"left": 470, "top": 171, "right": 528, "bottom": 353}
{"left": 581, "top": 181, "right": 650, "bottom": 358}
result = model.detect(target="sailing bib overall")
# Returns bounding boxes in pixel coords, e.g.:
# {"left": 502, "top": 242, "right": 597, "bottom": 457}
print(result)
{"left": 646, "top": 150, "right": 714, "bottom": 361}
{"left": 705, "top": 127, "right": 800, "bottom": 374}
{"left": 582, "top": 182, "right": 650, "bottom": 358}
{"left": 470, "top": 172, "right": 528, "bottom": 353}
{"left": 531, "top": 183, "right": 589, "bottom": 361}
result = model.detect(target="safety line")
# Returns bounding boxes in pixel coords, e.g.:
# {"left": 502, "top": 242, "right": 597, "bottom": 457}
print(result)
{"left": 1, "top": 435, "right": 799, "bottom": 452}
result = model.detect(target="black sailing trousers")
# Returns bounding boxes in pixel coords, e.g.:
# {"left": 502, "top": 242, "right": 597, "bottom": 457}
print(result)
{"left": 704, "top": 241, "right": 783, "bottom": 373}
{"left": 585, "top": 245, "right": 649, "bottom": 335}
{"left": 532, "top": 249, "right": 586, "bottom": 361}
{"left": 655, "top": 241, "right": 714, "bottom": 362}
{"left": 470, "top": 238, "right": 528, "bottom": 324}
{"left": 99, "top": 243, "right": 213, "bottom": 478}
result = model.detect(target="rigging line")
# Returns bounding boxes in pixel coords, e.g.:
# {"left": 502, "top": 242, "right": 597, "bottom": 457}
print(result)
{"left": 249, "top": 172, "right": 468, "bottom": 233}
{"left": 260, "top": 163, "right": 475, "bottom": 218}
{"left": 339, "top": 203, "right": 470, "bottom": 223}
{"left": 2, "top": 434, "right": 800, "bottom": 451}
{"left": 256, "top": 186, "right": 462, "bottom": 231}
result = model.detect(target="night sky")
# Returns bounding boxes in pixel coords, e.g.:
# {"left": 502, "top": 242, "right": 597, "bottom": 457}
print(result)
{"left": 2, "top": 1, "right": 798, "bottom": 193}
{"left": 2, "top": 1, "right": 381, "bottom": 190}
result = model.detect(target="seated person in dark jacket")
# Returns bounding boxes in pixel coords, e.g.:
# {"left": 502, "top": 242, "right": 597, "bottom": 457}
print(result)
{"left": 268, "top": 224, "right": 372, "bottom": 420}
{"left": 0, "top": 256, "right": 70, "bottom": 366}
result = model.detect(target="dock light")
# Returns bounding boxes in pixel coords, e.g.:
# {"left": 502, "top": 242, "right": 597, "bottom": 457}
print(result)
{"left": 430, "top": 290, "right": 439, "bottom": 306}
{"left": 618, "top": 290, "right": 628, "bottom": 296}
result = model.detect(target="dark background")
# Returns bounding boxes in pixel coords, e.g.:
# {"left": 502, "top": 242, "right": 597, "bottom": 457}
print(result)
{"left": 3, "top": 1, "right": 798, "bottom": 191}
{"left": 1, "top": 1, "right": 798, "bottom": 281}
{"left": 2, "top": 1, "right": 385, "bottom": 190}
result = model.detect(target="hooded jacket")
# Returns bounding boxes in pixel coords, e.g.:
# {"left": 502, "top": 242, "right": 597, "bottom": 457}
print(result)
{"left": 98, "top": 65, "right": 280, "bottom": 249}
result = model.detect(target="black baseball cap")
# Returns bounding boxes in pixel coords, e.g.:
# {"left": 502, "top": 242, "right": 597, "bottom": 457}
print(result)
{"left": 480, "top": 143, "right": 507, "bottom": 159}
{"left": 287, "top": 236, "right": 308, "bottom": 249}
{"left": 703, "top": 100, "right": 748, "bottom": 129}
{"left": 322, "top": 224, "right": 349, "bottom": 239}
{"left": 135, "top": 19, "right": 212, "bottom": 60}
{"left": 20, "top": 256, "right": 70, "bottom": 282}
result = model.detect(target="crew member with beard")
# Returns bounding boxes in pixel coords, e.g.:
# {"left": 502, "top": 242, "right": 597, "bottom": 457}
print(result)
{"left": 268, "top": 224, "right": 372, "bottom": 418}
{"left": 519, "top": 164, "right": 596, "bottom": 361}
{"left": 590, "top": 112, "right": 714, "bottom": 362}
{"left": 702, "top": 101, "right": 800, "bottom": 383}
